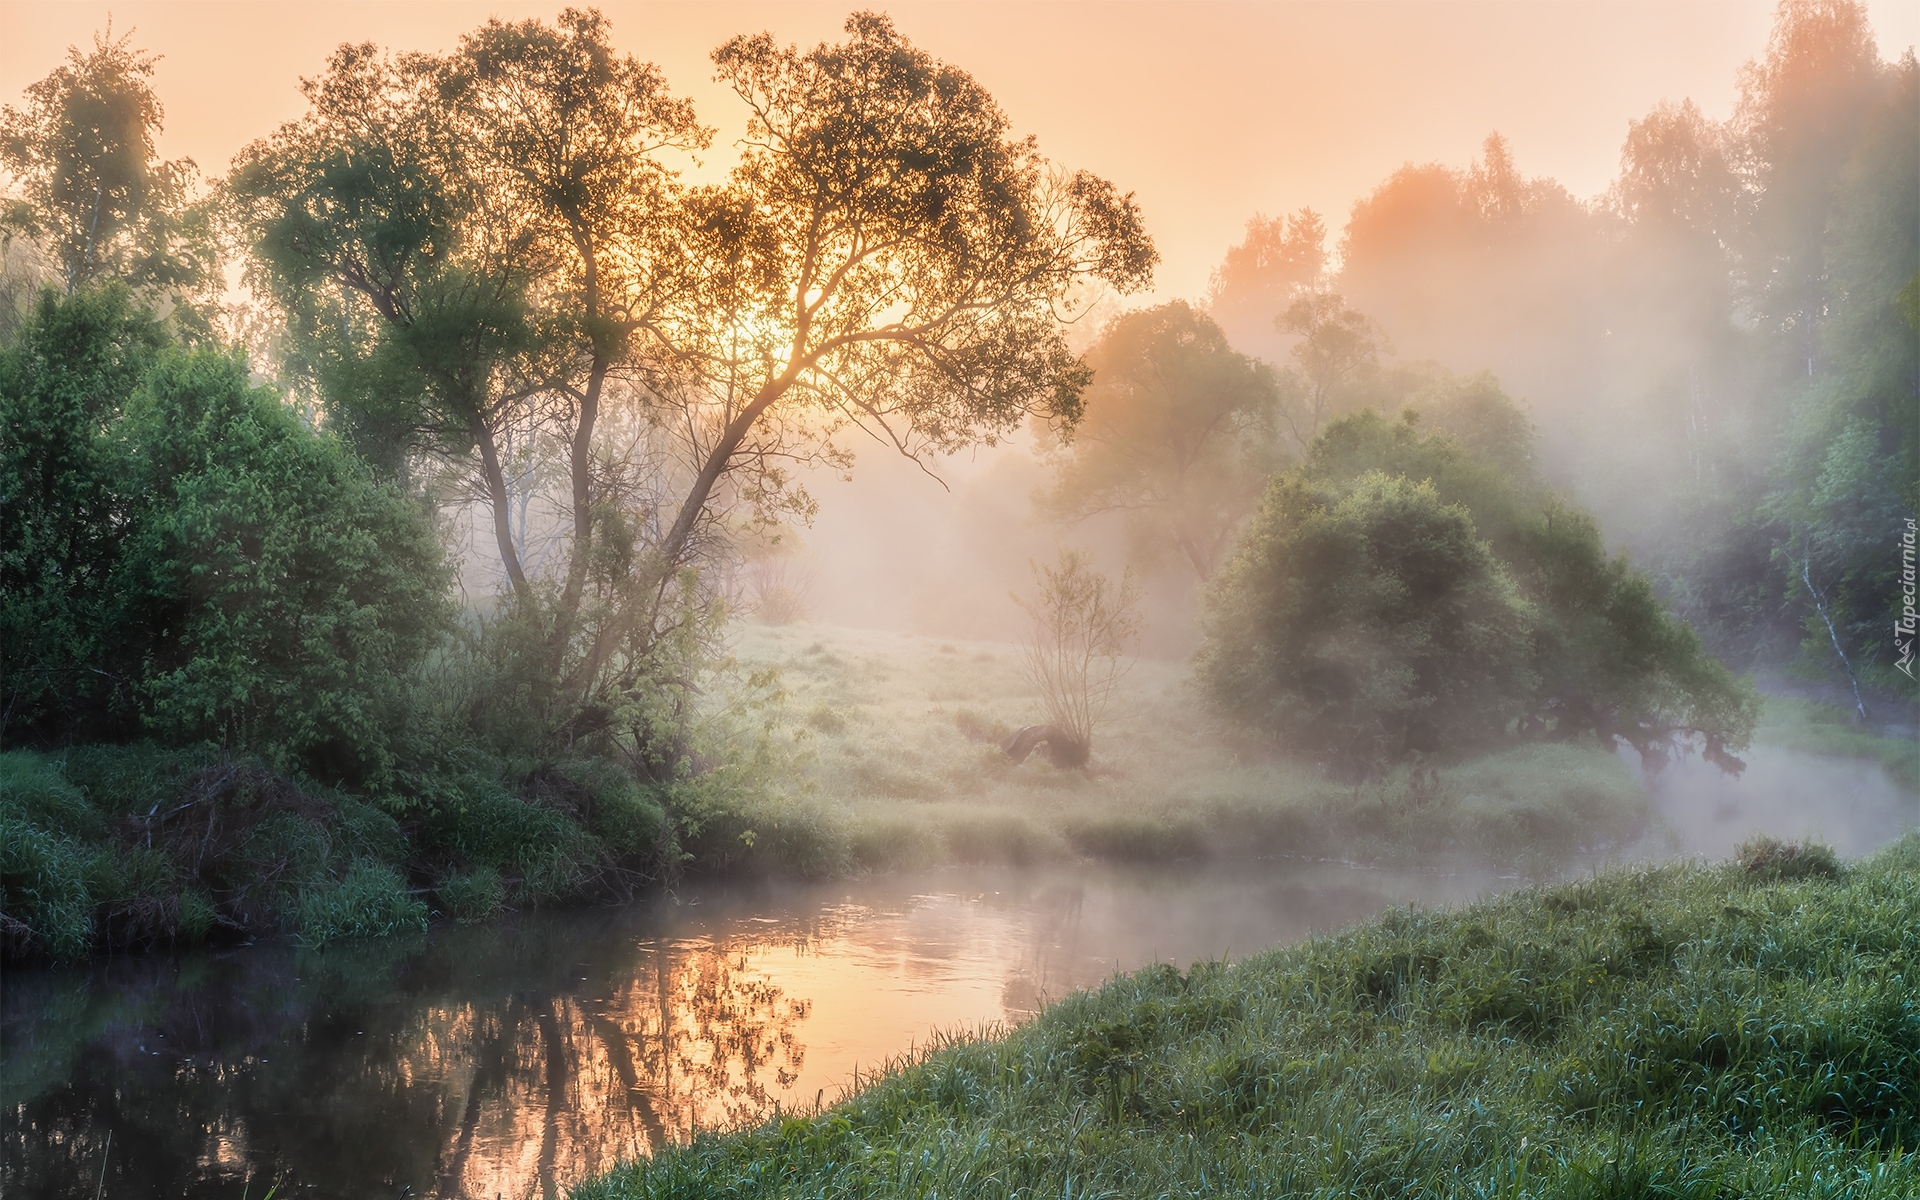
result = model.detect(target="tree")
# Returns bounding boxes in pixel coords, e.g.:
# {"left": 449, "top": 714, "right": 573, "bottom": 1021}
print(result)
{"left": 236, "top": 10, "right": 1156, "bottom": 761}
{"left": 1039, "top": 301, "right": 1283, "bottom": 580}
{"left": 1765, "top": 50, "right": 1918, "bottom": 705}
{"left": 1200, "top": 409, "right": 1758, "bottom": 779}
{"left": 1204, "top": 207, "right": 1325, "bottom": 360}
{"left": 0, "top": 26, "right": 211, "bottom": 305}
{"left": 1014, "top": 550, "right": 1140, "bottom": 768}
{"left": 1273, "top": 291, "right": 1382, "bottom": 450}
{"left": 0, "top": 288, "right": 451, "bottom": 786}
{"left": 0, "top": 285, "right": 166, "bottom": 742}
{"left": 1199, "top": 471, "right": 1535, "bottom": 777}
{"left": 1735, "top": 0, "right": 1882, "bottom": 381}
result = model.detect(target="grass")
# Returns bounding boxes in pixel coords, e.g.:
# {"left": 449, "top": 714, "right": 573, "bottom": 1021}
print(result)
{"left": 687, "top": 622, "right": 1651, "bottom": 880}
{"left": 1755, "top": 696, "right": 1919, "bottom": 791}
{"left": 575, "top": 832, "right": 1920, "bottom": 1199}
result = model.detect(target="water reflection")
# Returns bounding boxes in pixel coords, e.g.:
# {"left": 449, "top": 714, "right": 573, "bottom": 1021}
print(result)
{"left": 4, "top": 861, "right": 1487, "bottom": 1199}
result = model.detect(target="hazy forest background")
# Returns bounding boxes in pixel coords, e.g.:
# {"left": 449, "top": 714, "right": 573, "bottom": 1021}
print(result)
{"left": 1, "top": 0, "right": 1915, "bottom": 962}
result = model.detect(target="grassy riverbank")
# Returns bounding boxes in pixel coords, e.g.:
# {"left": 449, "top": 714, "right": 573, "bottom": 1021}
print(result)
{"left": 577, "top": 833, "right": 1920, "bottom": 1199}
{"left": 1755, "top": 696, "right": 1919, "bottom": 791}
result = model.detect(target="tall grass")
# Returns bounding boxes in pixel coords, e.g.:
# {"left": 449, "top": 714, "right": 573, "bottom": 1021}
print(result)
{"left": 576, "top": 833, "right": 1920, "bottom": 1199}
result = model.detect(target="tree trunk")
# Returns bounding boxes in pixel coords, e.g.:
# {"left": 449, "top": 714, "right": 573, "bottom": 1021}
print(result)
{"left": 472, "top": 412, "right": 532, "bottom": 604}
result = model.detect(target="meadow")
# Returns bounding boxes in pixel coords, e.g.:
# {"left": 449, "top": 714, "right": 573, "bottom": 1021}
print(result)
{"left": 682, "top": 622, "right": 1654, "bottom": 880}
{"left": 577, "top": 831, "right": 1920, "bottom": 1199}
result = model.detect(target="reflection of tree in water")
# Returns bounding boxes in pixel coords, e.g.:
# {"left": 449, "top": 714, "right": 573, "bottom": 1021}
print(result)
{"left": 413, "top": 935, "right": 816, "bottom": 1199}
{"left": 4, "top": 921, "right": 821, "bottom": 1200}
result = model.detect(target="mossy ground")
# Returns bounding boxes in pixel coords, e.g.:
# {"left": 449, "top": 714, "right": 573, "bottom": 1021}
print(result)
{"left": 577, "top": 833, "right": 1920, "bottom": 1199}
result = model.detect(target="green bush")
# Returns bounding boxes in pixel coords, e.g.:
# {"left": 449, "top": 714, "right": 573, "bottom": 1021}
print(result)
{"left": 1, "top": 287, "right": 452, "bottom": 788}
{"left": 437, "top": 866, "right": 506, "bottom": 921}
{"left": 1201, "top": 407, "right": 1758, "bottom": 777}
{"left": 296, "top": 859, "right": 427, "bottom": 946}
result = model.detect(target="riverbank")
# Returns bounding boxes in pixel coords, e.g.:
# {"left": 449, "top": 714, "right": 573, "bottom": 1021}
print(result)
{"left": 5, "top": 621, "right": 1913, "bottom": 962}
{"left": 576, "top": 832, "right": 1920, "bottom": 1199}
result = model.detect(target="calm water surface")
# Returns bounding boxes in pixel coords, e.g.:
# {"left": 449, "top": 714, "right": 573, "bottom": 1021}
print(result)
{"left": 3, "top": 860, "right": 1490, "bottom": 1199}
{"left": 9, "top": 745, "right": 1911, "bottom": 1200}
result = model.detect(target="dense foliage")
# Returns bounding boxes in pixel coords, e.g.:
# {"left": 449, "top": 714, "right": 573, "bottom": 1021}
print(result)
{"left": 1208, "top": 0, "right": 1917, "bottom": 703}
{"left": 1199, "top": 404, "right": 1759, "bottom": 777}
{"left": 1, "top": 287, "right": 451, "bottom": 785}
{"left": 579, "top": 834, "right": 1920, "bottom": 1200}
{"left": 0, "top": 12, "right": 1154, "bottom": 960}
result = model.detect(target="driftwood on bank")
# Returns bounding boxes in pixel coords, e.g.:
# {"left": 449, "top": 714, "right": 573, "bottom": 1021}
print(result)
{"left": 1001, "top": 724, "right": 1091, "bottom": 770}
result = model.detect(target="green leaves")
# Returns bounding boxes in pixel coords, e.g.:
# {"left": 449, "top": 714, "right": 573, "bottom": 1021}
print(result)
{"left": 1, "top": 289, "right": 451, "bottom": 787}
{"left": 1200, "top": 404, "right": 1758, "bottom": 777}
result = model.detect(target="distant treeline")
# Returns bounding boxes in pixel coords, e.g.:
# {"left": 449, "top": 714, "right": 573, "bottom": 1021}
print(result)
{"left": 1199, "top": 0, "right": 1915, "bottom": 705}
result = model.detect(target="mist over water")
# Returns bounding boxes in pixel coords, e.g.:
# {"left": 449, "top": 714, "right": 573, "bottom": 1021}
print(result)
{"left": 1646, "top": 745, "right": 1919, "bottom": 859}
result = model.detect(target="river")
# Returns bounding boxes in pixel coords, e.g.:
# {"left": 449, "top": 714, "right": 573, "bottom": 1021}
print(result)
{"left": 4, "top": 746, "right": 1913, "bottom": 1199}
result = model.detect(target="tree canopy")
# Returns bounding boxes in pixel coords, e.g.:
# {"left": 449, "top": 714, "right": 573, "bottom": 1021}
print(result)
{"left": 230, "top": 10, "right": 1155, "bottom": 759}
{"left": 1039, "top": 301, "right": 1282, "bottom": 580}
{"left": 1199, "top": 404, "right": 1759, "bottom": 779}
{"left": 0, "top": 26, "right": 212, "bottom": 308}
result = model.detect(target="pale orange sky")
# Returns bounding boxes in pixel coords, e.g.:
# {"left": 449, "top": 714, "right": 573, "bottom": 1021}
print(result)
{"left": 4, "top": 1, "right": 1917, "bottom": 303}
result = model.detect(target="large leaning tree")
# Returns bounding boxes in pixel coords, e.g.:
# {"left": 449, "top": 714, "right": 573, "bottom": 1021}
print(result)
{"left": 231, "top": 9, "right": 1155, "bottom": 757}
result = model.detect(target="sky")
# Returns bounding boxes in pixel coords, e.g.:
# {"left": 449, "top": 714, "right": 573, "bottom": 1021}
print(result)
{"left": 6, "top": 1, "right": 1917, "bottom": 305}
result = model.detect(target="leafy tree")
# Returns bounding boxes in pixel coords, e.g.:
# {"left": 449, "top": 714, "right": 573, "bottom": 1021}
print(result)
{"left": 1204, "top": 207, "right": 1326, "bottom": 361}
{"left": 1200, "top": 470, "right": 1535, "bottom": 778}
{"left": 1200, "top": 408, "right": 1758, "bottom": 779}
{"left": 1766, "top": 50, "right": 1919, "bottom": 704}
{"left": 228, "top": 39, "right": 565, "bottom": 577}
{"left": 0, "top": 289, "right": 451, "bottom": 786}
{"left": 0, "top": 26, "right": 212, "bottom": 307}
{"left": 233, "top": 10, "right": 1156, "bottom": 762}
{"left": 120, "top": 350, "right": 453, "bottom": 784}
{"left": 1039, "top": 301, "right": 1282, "bottom": 580}
{"left": 0, "top": 285, "right": 166, "bottom": 741}
{"left": 1273, "top": 291, "right": 1382, "bottom": 450}
{"left": 1734, "top": 0, "right": 1882, "bottom": 382}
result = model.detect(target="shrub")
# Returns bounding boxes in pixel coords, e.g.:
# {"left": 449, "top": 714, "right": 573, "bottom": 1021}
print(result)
{"left": 1199, "top": 470, "right": 1534, "bottom": 777}
{"left": 1738, "top": 834, "right": 1843, "bottom": 881}
{"left": 0, "top": 288, "right": 453, "bottom": 788}
{"left": 120, "top": 347, "right": 453, "bottom": 786}
{"left": 296, "top": 859, "right": 427, "bottom": 946}
{"left": 1200, "top": 407, "right": 1758, "bottom": 778}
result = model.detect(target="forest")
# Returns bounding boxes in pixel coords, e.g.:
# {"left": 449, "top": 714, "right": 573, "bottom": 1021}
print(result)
{"left": 0, "top": 2, "right": 1915, "bottom": 1197}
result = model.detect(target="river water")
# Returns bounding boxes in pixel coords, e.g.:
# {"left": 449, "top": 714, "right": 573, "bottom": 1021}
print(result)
{"left": 4, "top": 747, "right": 1913, "bottom": 1200}
{"left": 4, "top": 859, "right": 1494, "bottom": 1199}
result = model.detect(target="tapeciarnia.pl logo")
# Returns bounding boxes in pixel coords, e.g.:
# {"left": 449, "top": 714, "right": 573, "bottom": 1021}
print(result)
{"left": 1898, "top": 517, "right": 1917, "bottom": 680}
